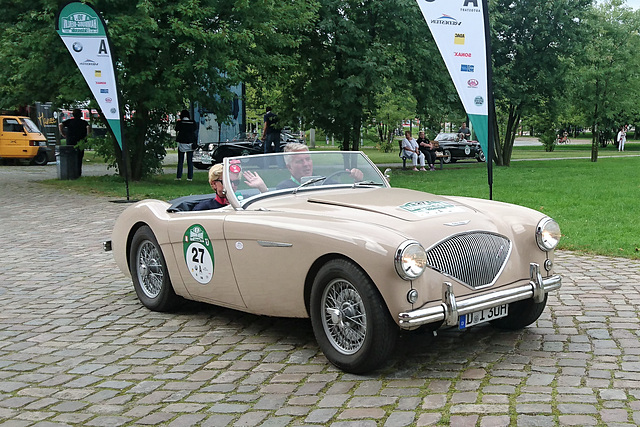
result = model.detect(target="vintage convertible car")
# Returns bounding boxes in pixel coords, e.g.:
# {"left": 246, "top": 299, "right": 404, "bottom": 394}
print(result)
{"left": 193, "top": 131, "right": 303, "bottom": 169}
{"left": 105, "top": 151, "right": 561, "bottom": 373}
{"left": 435, "top": 132, "right": 486, "bottom": 163}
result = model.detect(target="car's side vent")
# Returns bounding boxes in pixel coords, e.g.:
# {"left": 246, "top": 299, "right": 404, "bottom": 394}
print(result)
{"left": 426, "top": 232, "right": 512, "bottom": 289}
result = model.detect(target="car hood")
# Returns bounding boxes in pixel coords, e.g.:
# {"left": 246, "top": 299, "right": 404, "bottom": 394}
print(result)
{"left": 248, "top": 187, "right": 546, "bottom": 239}
{"left": 306, "top": 188, "right": 477, "bottom": 222}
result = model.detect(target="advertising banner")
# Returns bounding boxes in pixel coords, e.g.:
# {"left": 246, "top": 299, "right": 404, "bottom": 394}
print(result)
{"left": 55, "top": 2, "right": 123, "bottom": 150}
{"left": 415, "top": 0, "right": 489, "bottom": 157}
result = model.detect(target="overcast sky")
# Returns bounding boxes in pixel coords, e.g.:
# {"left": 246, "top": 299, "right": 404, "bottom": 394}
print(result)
{"left": 623, "top": 0, "right": 640, "bottom": 9}
{"left": 601, "top": 0, "right": 640, "bottom": 9}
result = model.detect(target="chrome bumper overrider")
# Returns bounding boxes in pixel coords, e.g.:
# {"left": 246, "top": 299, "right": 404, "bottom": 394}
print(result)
{"left": 398, "top": 263, "right": 561, "bottom": 329}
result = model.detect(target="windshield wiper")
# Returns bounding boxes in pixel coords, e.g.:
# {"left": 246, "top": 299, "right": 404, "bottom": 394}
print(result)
{"left": 293, "top": 176, "right": 326, "bottom": 194}
{"left": 353, "top": 180, "right": 384, "bottom": 187}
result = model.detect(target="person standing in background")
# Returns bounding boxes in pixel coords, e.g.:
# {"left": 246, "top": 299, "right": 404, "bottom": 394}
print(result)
{"left": 262, "top": 107, "right": 281, "bottom": 154}
{"left": 175, "top": 110, "right": 198, "bottom": 181}
{"left": 59, "top": 108, "right": 90, "bottom": 176}
{"left": 458, "top": 122, "right": 471, "bottom": 140}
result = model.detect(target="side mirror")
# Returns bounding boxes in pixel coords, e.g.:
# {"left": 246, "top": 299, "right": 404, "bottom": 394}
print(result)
{"left": 384, "top": 168, "right": 392, "bottom": 180}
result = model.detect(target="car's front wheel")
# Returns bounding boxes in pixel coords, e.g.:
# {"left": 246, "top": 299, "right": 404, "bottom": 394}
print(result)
{"left": 129, "top": 225, "right": 179, "bottom": 312}
{"left": 443, "top": 149, "right": 453, "bottom": 163}
{"left": 193, "top": 161, "right": 209, "bottom": 170}
{"left": 477, "top": 150, "right": 486, "bottom": 162}
{"left": 31, "top": 151, "right": 48, "bottom": 166}
{"left": 310, "top": 259, "right": 398, "bottom": 374}
{"left": 490, "top": 294, "right": 548, "bottom": 330}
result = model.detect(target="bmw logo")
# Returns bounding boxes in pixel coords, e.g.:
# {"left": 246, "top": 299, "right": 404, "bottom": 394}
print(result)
{"left": 72, "top": 42, "right": 83, "bottom": 52}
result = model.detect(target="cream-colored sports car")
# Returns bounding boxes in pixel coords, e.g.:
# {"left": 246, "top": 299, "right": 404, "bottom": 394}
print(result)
{"left": 106, "top": 151, "right": 561, "bottom": 373}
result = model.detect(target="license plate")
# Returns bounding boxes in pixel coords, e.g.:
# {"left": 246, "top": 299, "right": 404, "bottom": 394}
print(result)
{"left": 459, "top": 304, "right": 508, "bottom": 330}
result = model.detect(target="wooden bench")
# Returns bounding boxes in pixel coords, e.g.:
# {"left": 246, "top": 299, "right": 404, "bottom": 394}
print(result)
{"left": 399, "top": 141, "right": 448, "bottom": 170}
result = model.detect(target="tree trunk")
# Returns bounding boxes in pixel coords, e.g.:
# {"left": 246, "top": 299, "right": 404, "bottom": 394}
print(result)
{"left": 590, "top": 104, "right": 599, "bottom": 163}
{"left": 491, "top": 103, "right": 504, "bottom": 166}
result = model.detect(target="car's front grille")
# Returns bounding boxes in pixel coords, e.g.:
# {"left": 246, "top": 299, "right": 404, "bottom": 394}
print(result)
{"left": 426, "top": 232, "right": 511, "bottom": 289}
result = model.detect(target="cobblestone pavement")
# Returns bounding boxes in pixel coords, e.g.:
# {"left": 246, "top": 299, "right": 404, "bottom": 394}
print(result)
{"left": 1, "top": 163, "right": 640, "bottom": 427}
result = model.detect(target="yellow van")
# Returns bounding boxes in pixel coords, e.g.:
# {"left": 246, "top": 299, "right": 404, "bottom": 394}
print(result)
{"left": 0, "top": 115, "right": 49, "bottom": 165}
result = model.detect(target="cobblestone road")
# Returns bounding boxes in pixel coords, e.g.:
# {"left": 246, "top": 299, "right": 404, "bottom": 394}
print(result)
{"left": 1, "top": 163, "right": 640, "bottom": 426}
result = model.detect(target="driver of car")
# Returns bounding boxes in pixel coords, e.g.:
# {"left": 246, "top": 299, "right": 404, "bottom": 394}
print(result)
{"left": 277, "top": 143, "right": 364, "bottom": 189}
{"left": 193, "top": 163, "right": 239, "bottom": 211}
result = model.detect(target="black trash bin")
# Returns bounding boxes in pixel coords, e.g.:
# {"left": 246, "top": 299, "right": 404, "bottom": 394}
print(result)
{"left": 56, "top": 145, "right": 79, "bottom": 180}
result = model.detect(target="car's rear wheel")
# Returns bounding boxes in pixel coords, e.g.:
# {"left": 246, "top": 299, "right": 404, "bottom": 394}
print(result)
{"left": 490, "top": 294, "right": 548, "bottom": 330}
{"left": 310, "top": 259, "right": 397, "bottom": 374}
{"left": 129, "top": 225, "right": 179, "bottom": 312}
{"left": 31, "top": 151, "right": 48, "bottom": 166}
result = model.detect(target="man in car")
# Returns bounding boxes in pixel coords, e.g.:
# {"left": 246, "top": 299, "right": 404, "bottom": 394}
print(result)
{"left": 242, "top": 143, "right": 364, "bottom": 192}
{"left": 276, "top": 143, "right": 363, "bottom": 189}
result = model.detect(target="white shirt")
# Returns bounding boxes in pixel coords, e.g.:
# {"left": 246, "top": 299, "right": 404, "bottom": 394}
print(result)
{"left": 402, "top": 137, "right": 418, "bottom": 153}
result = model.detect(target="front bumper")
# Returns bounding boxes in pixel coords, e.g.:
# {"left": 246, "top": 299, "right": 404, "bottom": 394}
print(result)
{"left": 398, "top": 263, "right": 561, "bottom": 329}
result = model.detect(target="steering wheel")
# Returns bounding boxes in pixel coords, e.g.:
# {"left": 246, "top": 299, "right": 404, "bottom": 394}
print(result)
{"left": 322, "top": 170, "right": 353, "bottom": 184}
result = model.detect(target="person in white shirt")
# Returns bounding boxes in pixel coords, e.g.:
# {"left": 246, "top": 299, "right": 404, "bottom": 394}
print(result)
{"left": 617, "top": 126, "right": 626, "bottom": 151}
{"left": 402, "top": 131, "right": 426, "bottom": 171}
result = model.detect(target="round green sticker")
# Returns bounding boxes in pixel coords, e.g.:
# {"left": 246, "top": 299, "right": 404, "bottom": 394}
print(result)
{"left": 183, "top": 224, "right": 214, "bottom": 284}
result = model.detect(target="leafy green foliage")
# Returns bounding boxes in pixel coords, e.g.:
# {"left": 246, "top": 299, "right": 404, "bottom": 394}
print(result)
{"left": 491, "top": 0, "right": 592, "bottom": 165}
{"left": 0, "top": 0, "right": 316, "bottom": 180}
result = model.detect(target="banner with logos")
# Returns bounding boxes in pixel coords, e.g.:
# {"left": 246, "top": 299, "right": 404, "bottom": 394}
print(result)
{"left": 55, "top": 2, "right": 123, "bottom": 150}
{"left": 415, "top": 0, "right": 490, "bottom": 158}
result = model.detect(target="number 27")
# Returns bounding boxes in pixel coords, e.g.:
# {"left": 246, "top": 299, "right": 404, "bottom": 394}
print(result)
{"left": 191, "top": 247, "right": 204, "bottom": 263}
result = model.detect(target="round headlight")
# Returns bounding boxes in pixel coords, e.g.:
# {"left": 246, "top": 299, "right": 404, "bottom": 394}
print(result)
{"left": 536, "top": 218, "right": 561, "bottom": 251}
{"left": 395, "top": 240, "right": 428, "bottom": 280}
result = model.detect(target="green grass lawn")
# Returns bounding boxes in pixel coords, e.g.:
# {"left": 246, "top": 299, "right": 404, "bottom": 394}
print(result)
{"left": 43, "top": 142, "right": 640, "bottom": 259}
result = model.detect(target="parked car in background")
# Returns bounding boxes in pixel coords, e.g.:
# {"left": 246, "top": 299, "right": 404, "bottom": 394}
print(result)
{"left": 0, "top": 115, "right": 49, "bottom": 165}
{"left": 106, "top": 150, "right": 562, "bottom": 374}
{"left": 193, "top": 131, "right": 304, "bottom": 169}
{"left": 435, "top": 132, "right": 485, "bottom": 163}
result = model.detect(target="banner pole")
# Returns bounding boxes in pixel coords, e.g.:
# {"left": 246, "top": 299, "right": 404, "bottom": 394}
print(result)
{"left": 483, "top": 0, "right": 494, "bottom": 200}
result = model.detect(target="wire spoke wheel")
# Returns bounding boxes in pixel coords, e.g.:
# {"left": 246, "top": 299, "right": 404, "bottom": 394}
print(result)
{"left": 136, "top": 240, "right": 164, "bottom": 299}
{"left": 321, "top": 279, "right": 367, "bottom": 355}
{"left": 129, "top": 225, "right": 179, "bottom": 312}
{"left": 310, "top": 259, "right": 397, "bottom": 374}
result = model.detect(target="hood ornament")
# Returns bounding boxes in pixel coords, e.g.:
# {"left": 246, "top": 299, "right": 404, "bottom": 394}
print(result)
{"left": 444, "top": 220, "right": 470, "bottom": 227}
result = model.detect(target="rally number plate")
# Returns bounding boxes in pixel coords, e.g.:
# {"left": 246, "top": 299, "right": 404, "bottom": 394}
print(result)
{"left": 459, "top": 304, "right": 508, "bottom": 330}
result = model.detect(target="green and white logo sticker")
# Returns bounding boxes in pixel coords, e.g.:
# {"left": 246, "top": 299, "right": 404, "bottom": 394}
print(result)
{"left": 399, "top": 201, "right": 465, "bottom": 217}
{"left": 183, "top": 224, "right": 214, "bottom": 284}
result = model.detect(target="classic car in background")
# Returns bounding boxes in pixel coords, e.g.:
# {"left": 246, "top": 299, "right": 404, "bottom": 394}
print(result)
{"left": 193, "top": 130, "right": 304, "bottom": 169}
{"left": 435, "top": 132, "right": 485, "bottom": 163}
{"left": 106, "top": 151, "right": 561, "bottom": 373}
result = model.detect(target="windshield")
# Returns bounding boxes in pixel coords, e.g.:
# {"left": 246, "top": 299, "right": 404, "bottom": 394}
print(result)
{"left": 21, "top": 118, "right": 41, "bottom": 134}
{"left": 223, "top": 151, "right": 388, "bottom": 208}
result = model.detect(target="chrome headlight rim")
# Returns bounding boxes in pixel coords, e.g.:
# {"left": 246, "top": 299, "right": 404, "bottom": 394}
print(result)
{"left": 536, "top": 217, "right": 561, "bottom": 252}
{"left": 394, "top": 240, "right": 428, "bottom": 281}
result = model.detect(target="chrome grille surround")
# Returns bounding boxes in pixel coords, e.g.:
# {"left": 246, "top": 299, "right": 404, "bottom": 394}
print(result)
{"left": 425, "top": 231, "right": 512, "bottom": 290}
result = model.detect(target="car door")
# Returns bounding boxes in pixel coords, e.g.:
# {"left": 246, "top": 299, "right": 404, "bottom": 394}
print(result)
{"left": 165, "top": 209, "right": 246, "bottom": 309}
{"left": 0, "top": 117, "right": 29, "bottom": 158}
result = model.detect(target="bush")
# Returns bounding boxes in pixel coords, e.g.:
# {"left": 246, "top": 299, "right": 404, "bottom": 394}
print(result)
{"left": 540, "top": 128, "right": 557, "bottom": 152}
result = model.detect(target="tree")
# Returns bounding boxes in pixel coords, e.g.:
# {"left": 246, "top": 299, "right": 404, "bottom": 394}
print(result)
{"left": 0, "top": 0, "right": 317, "bottom": 180}
{"left": 490, "top": 0, "right": 592, "bottom": 166}
{"left": 567, "top": 0, "right": 640, "bottom": 161}
{"left": 283, "top": 0, "right": 439, "bottom": 152}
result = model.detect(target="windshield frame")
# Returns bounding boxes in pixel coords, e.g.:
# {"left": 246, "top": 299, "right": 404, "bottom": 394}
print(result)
{"left": 21, "top": 118, "right": 42, "bottom": 134}
{"left": 222, "top": 151, "right": 388, "bottom": 210}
